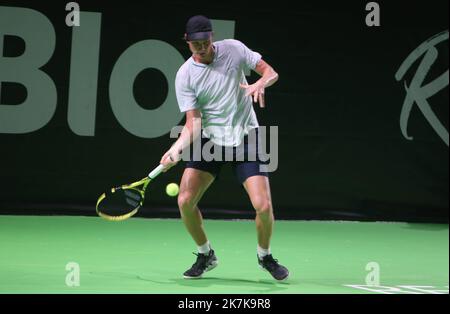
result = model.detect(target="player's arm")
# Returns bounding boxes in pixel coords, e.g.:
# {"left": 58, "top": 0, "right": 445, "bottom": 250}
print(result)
{"left": 160, "top": 109, "right": 202, "bottom": 171}
{"left": 254, "top": 59, "right": 279, "bottom": 88}
{"left": 240, "top": 59, "right": 279, "bottom": 108}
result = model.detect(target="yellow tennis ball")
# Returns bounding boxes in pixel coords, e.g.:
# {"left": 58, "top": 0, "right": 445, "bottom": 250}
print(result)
{"left": 166, "top": 183, "right": 179, "bottom": 197}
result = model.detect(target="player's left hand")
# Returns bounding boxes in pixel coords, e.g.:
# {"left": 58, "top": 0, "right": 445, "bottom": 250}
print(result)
{"left": 240, "top": 82, "right": 265, "bottom": 108}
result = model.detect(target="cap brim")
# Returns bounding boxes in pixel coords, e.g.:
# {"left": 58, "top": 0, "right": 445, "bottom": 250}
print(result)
{"left": 186, "top": 31, "right": 212, "bottom": 41}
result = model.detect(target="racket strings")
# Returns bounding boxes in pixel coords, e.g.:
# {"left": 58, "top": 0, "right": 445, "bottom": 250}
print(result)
{"left": 98, "top": 188, "right": 143, "bottom": 218}
{"left": 124, "top": 189, "right": 142, "bottom": 208}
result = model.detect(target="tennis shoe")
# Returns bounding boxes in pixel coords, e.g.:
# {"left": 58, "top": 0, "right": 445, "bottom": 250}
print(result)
{"left": 258, "top": 254, "right": 289, "bottom": 281}
{"left": 183, "top": 250, "right": 218, "bottom": 279}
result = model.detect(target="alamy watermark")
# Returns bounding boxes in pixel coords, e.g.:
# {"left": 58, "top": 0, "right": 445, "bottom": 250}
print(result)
{"left": 170, "top": 126, "right": 279, "bottom": 172}
{"left": 365, "top": 261, "right": 380, "bottom": 286}
{"left": 365, "top": 2, "right": 380, "bottom": 27}
{"left": 65, "top": 262, "right": 80, "bottom": 287}
{"left": 65, "top": 2, "right": 80, "bottom": 27}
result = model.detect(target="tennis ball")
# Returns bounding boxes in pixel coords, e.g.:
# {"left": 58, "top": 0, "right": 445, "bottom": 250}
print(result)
{"left": 166, "top": 183, "right": 179, "bottom": 197}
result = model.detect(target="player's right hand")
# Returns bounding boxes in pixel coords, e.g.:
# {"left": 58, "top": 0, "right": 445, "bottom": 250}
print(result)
{"left": 160, "top": 149, "right": 181, "bottom": 172}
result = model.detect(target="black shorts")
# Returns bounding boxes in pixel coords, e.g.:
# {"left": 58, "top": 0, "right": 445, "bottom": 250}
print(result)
{"left": 185, "top": 128, "right": 269, "bottom": 184}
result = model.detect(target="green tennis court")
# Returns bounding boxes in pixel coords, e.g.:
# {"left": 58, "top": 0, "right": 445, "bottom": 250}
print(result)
{"left": 0, "top": 215, "right": 447, "bottom": 294}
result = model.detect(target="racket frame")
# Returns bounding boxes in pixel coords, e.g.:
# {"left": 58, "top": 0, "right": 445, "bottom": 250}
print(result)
{"left": 96, "top": 164, "right": 164, "bottom": 221}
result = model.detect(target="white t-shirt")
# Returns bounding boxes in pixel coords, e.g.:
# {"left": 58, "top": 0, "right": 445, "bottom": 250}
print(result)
{"left": 175, "top": 39, "right": 262, "bottom": 147}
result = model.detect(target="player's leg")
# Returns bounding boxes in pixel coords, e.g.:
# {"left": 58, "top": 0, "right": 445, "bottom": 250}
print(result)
{"left": 240, "top": 171, "right": 289, "bottom": 281}
{"left": 242, "top": 175, "right": 274, "bottom": 251}
{"left": 178, "top": 167, "right": 219, "bottom": 278}
{"left": 178, "top": 167, "right": 215, "bottom": 246}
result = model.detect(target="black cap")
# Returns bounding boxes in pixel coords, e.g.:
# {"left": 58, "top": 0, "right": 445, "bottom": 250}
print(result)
{"left": 185, "top": 15, "right": 212, "bottom": 41}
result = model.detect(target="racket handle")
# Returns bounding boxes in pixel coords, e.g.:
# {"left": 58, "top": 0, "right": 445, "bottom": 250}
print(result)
{"left": 148, "top": 164, "right": 164, "bottom": 179}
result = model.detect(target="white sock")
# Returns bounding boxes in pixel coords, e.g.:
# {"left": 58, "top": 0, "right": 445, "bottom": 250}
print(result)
{"left": 197, "top": 241, "right": 211, "bottom": 254}
{"left": 257, "top": 245, "right": 270, "bottom": 259}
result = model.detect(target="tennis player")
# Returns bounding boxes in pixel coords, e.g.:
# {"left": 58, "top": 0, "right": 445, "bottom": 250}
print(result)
{"left": 160, "top": 15, "right": 289, "bottom": 281}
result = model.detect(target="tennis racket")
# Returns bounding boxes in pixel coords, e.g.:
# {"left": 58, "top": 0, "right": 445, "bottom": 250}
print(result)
{"left": 96, "top": 164, "right": 165, "bottom": 221}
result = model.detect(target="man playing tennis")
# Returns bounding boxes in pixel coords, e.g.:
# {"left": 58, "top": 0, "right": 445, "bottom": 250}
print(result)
{"left": 160, "top": 15, "right": 289, "bottom": 281}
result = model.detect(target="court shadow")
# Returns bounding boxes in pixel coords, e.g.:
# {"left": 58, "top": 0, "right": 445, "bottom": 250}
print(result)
{"left": 166, "top": 277, "right": 290, "bottom": 293}
{"left": 402, "top": 223, "right": 449, "bottom": 231}
{"left": 89, "top": 271, "right": 139, "bottom": 279}
{"left": 92, "top": 272, "right": 293, "bottom": 293}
